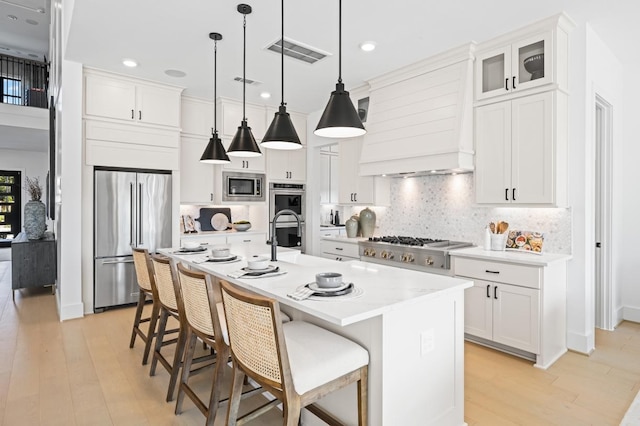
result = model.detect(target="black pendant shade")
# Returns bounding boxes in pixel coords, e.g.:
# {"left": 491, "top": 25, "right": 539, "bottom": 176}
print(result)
{"left": 315, "top": 82, "right": 366, "bottom": 138}
{"left": 200, "top": 131, "right": 230, "bottom": 164}
{"left": 228, "top": 4, "right": 262, "bottom": 157}
{"left": 262, "top": 105, "right": 301, "bottom": 150}
{"left": 228, "top": 120, "right": 262, "bottom": 157}
{"left": 261, "top": 0, "right": 301, "bottom": 150}
{"left": 314, "top": 0, "right": 366, "bottom": 138}
{"left": 200, "top": 32, "right": 230, "bottom": 164}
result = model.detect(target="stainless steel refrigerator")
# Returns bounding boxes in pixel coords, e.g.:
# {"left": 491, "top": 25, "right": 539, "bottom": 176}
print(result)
{"left": 94, "top": 168, "right": 172, "bottom": 311}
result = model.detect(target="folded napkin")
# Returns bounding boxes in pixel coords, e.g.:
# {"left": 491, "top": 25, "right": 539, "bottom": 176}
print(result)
{"left": 227, "top": 267, "right": 285, "bottom": 279}
{"left": 287, "top": 286, "right": 315, "bottom": 301}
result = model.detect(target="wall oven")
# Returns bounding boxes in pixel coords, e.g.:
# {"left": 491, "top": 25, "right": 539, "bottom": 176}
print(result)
{"left": 222, "top": 171, "right": 265, "bottom": 202}
{"left": 269, "top": 183, "right": 305, "bottom": 252}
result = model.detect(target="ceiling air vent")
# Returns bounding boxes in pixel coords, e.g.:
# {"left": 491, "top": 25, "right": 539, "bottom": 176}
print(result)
{"left": 265, "top": 38, "right": 329, "bottom": 64}
{"left": 233, "top": 76, "right": 261, "bottom": 85}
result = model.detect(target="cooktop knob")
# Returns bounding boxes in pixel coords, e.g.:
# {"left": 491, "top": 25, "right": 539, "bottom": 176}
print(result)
{"left": 402, "top": 253, "right": 415, "bottom": 263}
{"left": 425, "top": 257, "right": 434, "bottom": 265}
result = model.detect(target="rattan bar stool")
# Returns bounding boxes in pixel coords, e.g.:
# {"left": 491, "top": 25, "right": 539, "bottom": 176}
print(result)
{"left": 130, "top": 247, "right": 160, "bottom": 365}
{"left": 220, "top": 280, "right": 370, "bottom": 426}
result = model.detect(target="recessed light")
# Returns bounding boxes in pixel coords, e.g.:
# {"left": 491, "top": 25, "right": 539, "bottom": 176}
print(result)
{"left": 7, "top": 15, "right": 18, "bottom": 20}
{"left": 122, "top": 59, "right": 138, "bottom": 68}
{"left": 359, "top": 41, "right": 376, "bottom": 52}
{"left": 164, "top": 69, "right": 186, "bottom": 78}
{"left": 25, "top": 19, "right": 38, "bottom": 25}
{"left": 260, "top": 92, "right": 271, "bottom": 99}
{"left": 431, "top": 170, "right": 437, "bottom": 173}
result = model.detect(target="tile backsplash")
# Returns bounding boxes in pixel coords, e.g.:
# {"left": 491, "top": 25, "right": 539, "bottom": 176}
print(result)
{"left": 321, "top": 174, "right": 572, "bottom": 254}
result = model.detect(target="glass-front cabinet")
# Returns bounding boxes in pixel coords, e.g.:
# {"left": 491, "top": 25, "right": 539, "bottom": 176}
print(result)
{"left": 476, "top": 32, "right": 552, "bottom": 101}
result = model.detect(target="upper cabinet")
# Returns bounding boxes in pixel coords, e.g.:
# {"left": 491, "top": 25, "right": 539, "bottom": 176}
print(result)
{"left": 181, "top": 96, "right": 213, "bottom": 137}
{"left": 475, "top": 90, "right": 568, "bottom": 206}
{"left": 320, "top": 145, "right": 339, "bottom": 205}
{"left": 474, "top": 13, "right": 573, "bottom": 102}
{"left": 338, "top": 138, "right": 390, "bottom": 206}
{"left": 180, "top": 135, "right": 216, "bottom": 204}
{"left": 217, "top": 97, "right": 267, "bottom": 142}
{"left": 84, "top": 69, "right": 182, "bottom": 129}
{"left": 265, "top": 108, "right": 307, "bottom": 183}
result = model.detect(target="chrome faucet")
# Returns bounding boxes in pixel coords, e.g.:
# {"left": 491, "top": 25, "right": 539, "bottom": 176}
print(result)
{"left": 269, "top": 209, "right": 302, "bottom": 261}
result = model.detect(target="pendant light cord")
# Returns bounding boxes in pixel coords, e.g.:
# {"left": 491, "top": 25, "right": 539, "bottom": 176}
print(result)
{"left": 213, "top": 39, "right": 217, "bottom": 135}
{"left": 243, "top": 13, "right": 247, "bottom": 122}
{"left": 338, "top": 0, "right": 342, "bottom": 84}
{"left": 280, "top": 0, "right": 285, "bottom": 107}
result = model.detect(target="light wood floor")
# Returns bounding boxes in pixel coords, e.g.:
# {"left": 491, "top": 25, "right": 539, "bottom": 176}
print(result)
{"left": 1, "top": 261, "right": 638, "bottom": 425}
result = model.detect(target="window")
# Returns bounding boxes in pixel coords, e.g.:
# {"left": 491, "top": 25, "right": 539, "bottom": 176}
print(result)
{"left": 0, "top": 170, "right": 21, "bottom": 247}
{"left": 1, "top": 77, "right": 22, "bottom": 105}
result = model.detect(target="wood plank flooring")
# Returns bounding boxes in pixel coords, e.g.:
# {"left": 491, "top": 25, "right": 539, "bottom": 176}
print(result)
{"left": 1, "top": 261, "right": 638, "bottom": 425}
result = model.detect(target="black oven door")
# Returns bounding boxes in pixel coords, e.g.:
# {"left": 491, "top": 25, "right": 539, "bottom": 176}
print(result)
{"left": 273, "top": 223, "right": 305, "bottom": 252}
{"left": 270, "top": 191, "right": 305, "bottom": 222}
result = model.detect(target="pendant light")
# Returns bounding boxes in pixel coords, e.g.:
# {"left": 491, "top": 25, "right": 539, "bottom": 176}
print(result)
{"left": 227, "top": 4, "right": 262, "bottom": 157}
{"left": 200, "top": 32, "right": 231, "bottom": 164}
{"left": 314, "top": 0, "right": 366, "bottom": 138}
{"left": 261, "top": 0, "right": 301, "bottom": 150}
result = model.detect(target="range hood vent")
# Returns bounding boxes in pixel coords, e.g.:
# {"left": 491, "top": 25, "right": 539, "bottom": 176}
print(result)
{"left": 359, "top": 43, "right": 476, "bottom": 176}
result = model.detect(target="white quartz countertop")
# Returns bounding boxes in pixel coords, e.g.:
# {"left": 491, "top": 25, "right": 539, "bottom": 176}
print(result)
{"left": 181, "top": 229, "right": 266, "bottom": 238}
{"left": 450, "top": 246, "right": 572, "bottom": 266}
{"left": 161, "top": 243, "right": 472, "bottom": 327}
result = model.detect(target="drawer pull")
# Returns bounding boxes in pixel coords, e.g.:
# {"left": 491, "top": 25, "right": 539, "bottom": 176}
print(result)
{"left": 485, "top": 270, "right": 500, "bottom": 274}
{"left": 494, "top": 286, "right": 498, "bottom": 299}
{"left": 243, "top": 239, "right": 251, "bottom": 242}
{"left": 486, "top": 284, "right": 490, "bottom": 298}
{"left": 335, "top": 247, "right": 343, "bottom": 251}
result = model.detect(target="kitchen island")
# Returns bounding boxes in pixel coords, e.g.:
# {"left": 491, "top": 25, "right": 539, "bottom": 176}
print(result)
{"left": 162, "top": 243, "right": 472, "bottom": 426}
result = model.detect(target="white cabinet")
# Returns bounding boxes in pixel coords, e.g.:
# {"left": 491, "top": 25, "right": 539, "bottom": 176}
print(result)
{"left": 319, "top": 227, "right": 344, "bottom": 238}
{"left": 265, "top": 109, "right": 307, "bottom": 183}
{"left": 338, "top": 139, "right": 390, "bottom": 206}
{"left": 320, "top": 238, "right": 359, "bottom": 261}
{"left": 320, "top": 146, "right": 339, "bottom": 204}
{"left": 180, "top": 234, "right": 227, "bottom": 247}
{"left": 474, "top": 14, "right": 572, "bottom": 102}
{"left": 475, "top": 91, "right": 567, "bottom": 206}
{"left": 181, "top": 232, "right": 266, "bottom": 247}
{"left": 453, "top": 254, "right": 568, "bottom": 369}
{"left": 181, "top": 97, "right": 213, "bottom": 137}
{"left": 84, "top": 71, "right": 181, "bottom": 128}
{"left": 226, "top": 233, "right": 266, "bottom": 245}
{"left": 180, "top": 136, "right": 216, "bottom": 203}
{"left": 217, "top": 97, "right": 266, "bottom": 141}
{"left": 222, "top": 142, "right": 266, "bottom": 172}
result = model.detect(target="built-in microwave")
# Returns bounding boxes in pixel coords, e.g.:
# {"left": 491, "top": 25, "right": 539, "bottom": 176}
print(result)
{"left": 222, "top": 171, "right": 265, "bottom": 202}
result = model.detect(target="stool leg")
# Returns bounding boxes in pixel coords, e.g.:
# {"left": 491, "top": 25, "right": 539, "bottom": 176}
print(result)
{"left": 175, "top": 329, "right": 197, "bottom": 415}
{"left": 357, "top": 366, "right": 369, "bottom": 426}
{"left": 226, "top": 366, "right": 245, "bottom": 426}
{"left": 166, "top": 321, "right": 186, "bottom": 402}
{"left": 206, "top": 344, "right": 227, "bottom": 426}
{"left": 142, "top": 300, "right": 160, "bottom": 365}
{"left": 129, "top": 291, "right": 147, "bottom": 348}
{"left": 150, "top": 309, "right": 169, "bottom": 376}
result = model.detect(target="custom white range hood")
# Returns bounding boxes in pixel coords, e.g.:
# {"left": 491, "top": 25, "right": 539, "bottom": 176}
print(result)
{"left": 359, "top": 43, "right": 475, "bottom": 177}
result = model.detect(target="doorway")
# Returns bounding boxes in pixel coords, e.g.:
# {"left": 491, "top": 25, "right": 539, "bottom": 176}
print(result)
{"left": 594, "top": 95, "right": 613, "bottom": 330}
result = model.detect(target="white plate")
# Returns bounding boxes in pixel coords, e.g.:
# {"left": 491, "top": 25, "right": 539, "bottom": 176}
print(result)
{"left": 211, "top": 213, "right": 229, "bottom": 231}
{"left": 242, "top": 265, "right": 276, "bottom": 273}
{"left": 208, "top": 254, "right": 238, "bottom": 262}
{"left": 178, "top": 246, "right": 207, "bottom": 253}
{"left": 307, "top": 282, "right": 351, "bottom": 293}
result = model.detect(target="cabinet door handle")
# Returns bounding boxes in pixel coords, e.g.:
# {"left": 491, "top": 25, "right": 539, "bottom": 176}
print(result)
{"left": 512, "top": 76, "right": 517, "bottom": 90}
{"left": 505, "top": 188, "right": 509, "bottom": 201}
{"left": 485, "top": 270, "right": 500, "bottom": 274}
{"left": 505, "top": 78, "right": 509, "bottom": 91}
{"left": 131, "top": 109, "right": 134, "bottom": 119}
{"left": 494, "top": 286, "right": 498, "bottom": 299}
{"left": 210, "top": 193, "right": 213, "bottom": 201}
{"left": 512, "top": 188, "right": 516, "bottom": 201}
{"left": 243, "top": 239, "right": 251, "bottom": 243}
{"left": 139, "top": 110, "right": 142, "bottom": 120}
{"left": 354, "top": 193, "right": 358, "bottom": 202}
{"left": 335, "top": 247, "right": 343, "bottom": 251}
{"left": 486, "top": 284, "right": 491, "bottom": 298}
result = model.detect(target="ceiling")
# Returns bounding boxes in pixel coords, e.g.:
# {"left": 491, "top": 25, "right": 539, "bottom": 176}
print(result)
{"left": 1, "top": 0, "right": 639, "bottom": 151}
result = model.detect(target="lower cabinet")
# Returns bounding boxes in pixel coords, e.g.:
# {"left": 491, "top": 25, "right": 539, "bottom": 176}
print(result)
{"left": 464, "top": 279, "right": 540, "bottom": 353}
{"left": 226, "top": 233, "right": 267, "bottom": 246}
{"left": 320, "top": 239, "right": 359, "bottom": 261}
{"left": 180, "top": 232, "right": 267, "bottom": 247}
{"left": 453, "top": 255, "right": 567, "bottom": 369}
{"left": 11, "top": 237, "right": 56, "bottom": 295}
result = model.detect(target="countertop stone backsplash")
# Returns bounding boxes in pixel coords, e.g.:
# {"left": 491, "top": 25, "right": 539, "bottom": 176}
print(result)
{"left": 342, "top": 174, "right": 572, "bottom": 255}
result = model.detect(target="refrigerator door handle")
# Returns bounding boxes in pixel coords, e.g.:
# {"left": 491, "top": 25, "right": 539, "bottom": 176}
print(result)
{"left": 130, "top": 182, "right": 135, "bottom": 246}
{"left": 102, "top": 259, "right": 135, "bottom": 265}
{"left": 138, "top": 183, "right": 143, "bottom": 245}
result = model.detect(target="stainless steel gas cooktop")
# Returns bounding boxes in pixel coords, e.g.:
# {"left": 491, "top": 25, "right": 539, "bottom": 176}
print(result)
{"left": 358, "top": 235, "right": 473, "bottom": 274}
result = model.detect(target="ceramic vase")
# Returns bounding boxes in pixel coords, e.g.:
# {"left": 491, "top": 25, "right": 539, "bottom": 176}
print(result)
{"left": 359, "top": 207, "right": 376, "bottom": 238}
{"left": 345, "top": 216, "right": 359, "bottom": 238}
{"left": 24, "top": 200, "right": 46, "bottom": 240}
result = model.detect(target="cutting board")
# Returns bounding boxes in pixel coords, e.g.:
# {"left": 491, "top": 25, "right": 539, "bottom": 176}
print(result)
{"left": 194, "top": 208, "right": 232, "bottom": 231}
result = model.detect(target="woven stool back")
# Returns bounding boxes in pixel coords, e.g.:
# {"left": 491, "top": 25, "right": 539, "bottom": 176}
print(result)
{"left": 151, "top": 256, "right": 178, "bottom": 311}
{"left": 220, "top": 281, "right": 282, "bottom": 387}
{"left": 176, "top": 264, "right": 215, "bottom": 337}
{"left": 132, "top": 247, "right": 153, "bottom": 292}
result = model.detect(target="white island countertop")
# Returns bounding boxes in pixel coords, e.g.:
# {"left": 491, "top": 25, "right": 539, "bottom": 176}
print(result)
{"left": 162, "top": 243, "right": 472, "bottom": 327}
{"left": 450, "top": 246, "right": 572, "bottom": 266}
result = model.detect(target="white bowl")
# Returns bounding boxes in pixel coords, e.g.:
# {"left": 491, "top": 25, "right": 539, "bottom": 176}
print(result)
{"left": 247, "top": 256, "right": 270, "bottom": 270}
{"left": 211, "top": 246, "right": 230, "bottom": 258}
{"left": 315, "top": 272, "right": 343, "bottom": 288}
{"left": 233, "top": 222, "right": 252, "bottom": 232}
{"left": 183, "top": 241, "right": 200, "bottom": 249}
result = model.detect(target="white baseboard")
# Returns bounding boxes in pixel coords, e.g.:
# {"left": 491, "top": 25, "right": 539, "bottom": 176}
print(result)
{"left": 566, "top": 330, "right": 595, "bottom": 355}
{"left": 623, "top": 306, "right": 640, "bottom": 323}
{"left": 59, "top": 302, "right": 84, "bottom": 321}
